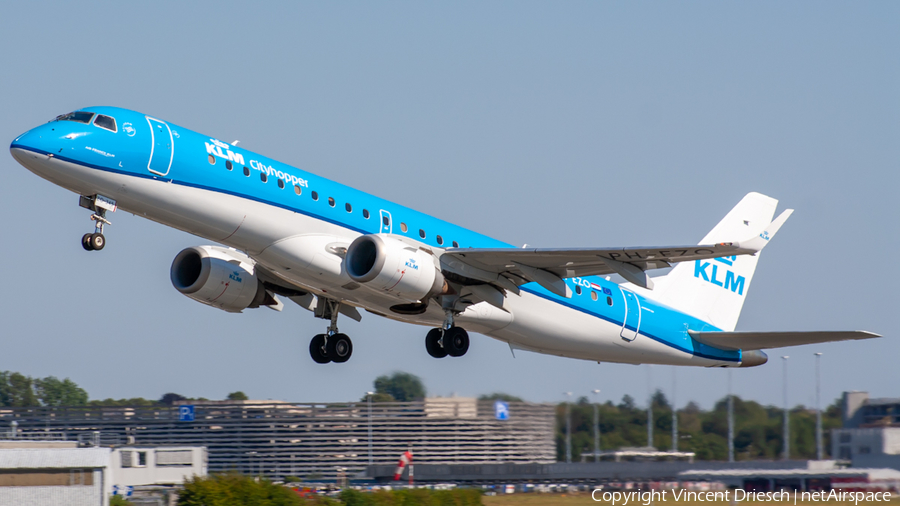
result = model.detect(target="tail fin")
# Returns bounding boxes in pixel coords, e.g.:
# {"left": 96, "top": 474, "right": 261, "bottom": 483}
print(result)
{"left": 649, "top": 192, "right": 791, "bottom": 331}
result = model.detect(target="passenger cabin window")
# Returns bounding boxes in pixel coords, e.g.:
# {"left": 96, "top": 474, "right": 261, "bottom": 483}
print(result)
{"left": 452, "top": 241, "right": 459, "bottom": 248}
{"left": 260, "top": 172, "right": 268, "bottom": 183}
{"left": 575, "top": 285, "right": 582, "bottom": 295}
{"left": 277, "top": 179, "right": 285, "bottom": 189}
{"left": 591, "top": 291, "right": 598, "bottom": 301}
{"left": 400, "top": 223, "right": 408, "bottom": 233}
{"left": 311, "top": 191, "right": 319, "bottom": 201}
{"left": 294, "top": 185, "right": 302, "bottom": 195}
{"left": 225, "top": 160, "right": 232, "bottom": 170}
{"left": 208, "top": 155, "right": 216, "bottom": 165}
{"left": 328, "top": 197, "right": 335, "bottom": 207}
{"left": 606, "top": 296, "right": 613, "bottom": 306}
{"left": 363, "top": 209, "right": 370, "bottom": 219}
{"left": 382, "top": 216, "right": 390, "bottom": 226}
{"left": 436, "top": 235, "right": 443, "bottom": 245}
{"left": 345, "top": 203, "right": 352, "bottom": 213}
{"left": 243, "top": 166, "right": 250, "bottom": 176}
{"left": 57, "top": 111, "right": 94, "bottom": 124}
{"left": 93, "top": 114, "right": 117, "bottom": 132}
{"left": 419, "top": 229, "right": 426, "bottom": 239}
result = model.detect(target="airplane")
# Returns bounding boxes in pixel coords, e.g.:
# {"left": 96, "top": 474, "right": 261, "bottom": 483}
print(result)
{"left": 9, "top": 107, "right": 880, "bottom": 367}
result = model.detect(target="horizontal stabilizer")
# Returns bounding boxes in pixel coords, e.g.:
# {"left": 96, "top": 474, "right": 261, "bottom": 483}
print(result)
{"left": 689, "top": 330, "right": 881, "bottom": 351}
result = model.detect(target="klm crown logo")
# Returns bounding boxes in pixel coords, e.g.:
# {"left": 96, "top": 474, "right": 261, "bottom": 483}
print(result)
{"left": 694, "top": 256, "right": 745, "bottom": 295}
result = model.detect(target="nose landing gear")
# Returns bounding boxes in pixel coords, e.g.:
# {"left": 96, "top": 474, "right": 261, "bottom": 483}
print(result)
{"left": 79, "top": 195, "right": 115, "bottom": 251}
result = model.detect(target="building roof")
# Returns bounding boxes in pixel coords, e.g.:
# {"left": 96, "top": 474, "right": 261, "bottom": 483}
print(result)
{"left": 0, "top": 448, "right": 111, "bottom": 469}
{"left": 680, "top": 468, "right": 900, "bottom": 481}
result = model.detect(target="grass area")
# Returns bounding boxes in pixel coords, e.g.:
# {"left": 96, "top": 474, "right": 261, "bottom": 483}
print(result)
{"left": 483, "top": 494, "right": 900, "bottom": 506}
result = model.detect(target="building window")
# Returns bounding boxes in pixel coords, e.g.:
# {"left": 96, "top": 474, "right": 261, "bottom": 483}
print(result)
{"left": 294, "top": 185, "right": 302, "bottom": 195}
{"left": 363, "top": 209, "right": 370, "bottom": 219}
{"left": 858, "top": 446, "right": 871, "bottom": 454}
{"left": 400, "top": 223, "right": 408, "bottom": 233}
{"left": 225, "top": 160, "right": 232, "bottom": 171}
{"left": 328, "top": 197, "right": 335, "bottom": 207}
{"left": 208, "top": 155, "right": 216, "bottom": 165}
{"left": 436, "top": 235, "right": 443, "bottom": 245}
{"left": 137, "top": 451, "right": 147, "bottom": 467}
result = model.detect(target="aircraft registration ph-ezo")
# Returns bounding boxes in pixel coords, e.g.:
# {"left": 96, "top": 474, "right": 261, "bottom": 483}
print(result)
{"left": 10, "top": 107, "right": 880, "bottom": 367}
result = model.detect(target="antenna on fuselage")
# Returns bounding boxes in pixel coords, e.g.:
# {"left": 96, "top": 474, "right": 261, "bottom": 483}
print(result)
{"left": 231, "top": 140, "right": 240, "bottom": 146}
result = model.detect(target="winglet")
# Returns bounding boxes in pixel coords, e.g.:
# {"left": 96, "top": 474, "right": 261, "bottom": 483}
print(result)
{"left": 737, "top": 209, "right": 793, "bottom": 252}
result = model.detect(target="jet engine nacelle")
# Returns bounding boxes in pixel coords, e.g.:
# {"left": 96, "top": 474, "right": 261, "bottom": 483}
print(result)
{"left": 344, "top": 234, "right": 445, "bottom": 303}
{"left": 170, "top": 246, "right": 269, "bottom": 313}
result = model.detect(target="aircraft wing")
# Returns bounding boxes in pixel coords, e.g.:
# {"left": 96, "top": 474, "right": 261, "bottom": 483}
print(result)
{"left": 439, "top": 209, "right": 792, "bottom": 297}
{"left": 688, "top": 330, "right": 882, "bottom": 351}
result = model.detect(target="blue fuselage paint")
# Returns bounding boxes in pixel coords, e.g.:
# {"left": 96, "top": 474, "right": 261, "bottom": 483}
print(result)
{"left": 10, "top": 106, "right": 740, "bottom": 364}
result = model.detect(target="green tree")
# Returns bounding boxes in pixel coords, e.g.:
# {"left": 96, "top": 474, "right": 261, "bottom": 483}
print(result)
{"left": 479, "top": 393, "right": 523, "bottom": 402}
{"left": 34, "top": 376, "right": 88, "bottom": 406}
{"left": 227, "top": 391, "right": 249, "bottom": 401}
{"left": 372, "top": 372, "right": 425, "bottom": 402}
{"left": 159, "top": 393, "right": 187, "bottom": 405}
{"left": 0, "top": 372, "right": 39, "bottom": 407}
{"left": 178, "top": 473, "right": 305, "bottom": 506}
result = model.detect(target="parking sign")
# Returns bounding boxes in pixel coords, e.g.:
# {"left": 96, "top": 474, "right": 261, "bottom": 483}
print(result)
{"left": 179, "top": 405, "right": 195, "bottom": 422}
{"left": 494, "top": 401, "right": 509, "bottom": 420}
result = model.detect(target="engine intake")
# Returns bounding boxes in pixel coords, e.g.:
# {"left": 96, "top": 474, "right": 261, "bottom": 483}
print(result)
{"left": 170, "top": 246, "right": 269, "bottom": 313}
{"left": 345, "top": 234, "right": 445, "bottom": 303}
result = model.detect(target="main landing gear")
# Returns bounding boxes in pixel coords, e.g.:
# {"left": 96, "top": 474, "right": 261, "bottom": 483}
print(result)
{"left": 309, "top": 299, "right": 353, "bottom": 364}
{"left": 425, "top": 311, "right": 469, "bottom": 359}
{"left": 79, "top": 195, "right": 114, "bottom": 251}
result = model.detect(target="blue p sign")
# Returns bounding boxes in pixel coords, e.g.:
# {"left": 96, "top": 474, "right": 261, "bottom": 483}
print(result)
{"left": 179, "top": 405, "right": 195, "bottom": 422}
{"left": 494, "top": 401, "right": 509, "bottom": 421}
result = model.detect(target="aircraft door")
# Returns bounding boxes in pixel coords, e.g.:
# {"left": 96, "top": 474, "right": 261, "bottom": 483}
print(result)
{"left": 379, "top": 210, "right": 392, "bottom": 233}
{"left": 146, "top": 116, "right": 174, "bottom": 176}
{"left": 620, "top": 288, "right": 641, "bottom": 341}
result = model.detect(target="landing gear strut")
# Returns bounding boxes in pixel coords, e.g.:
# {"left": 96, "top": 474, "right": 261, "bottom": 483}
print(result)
{"left": 79, "top": 195, "right": 114, "bottom": 251}
{"left": 309, "top": 299, "right": 353, "bottom": 364}
{"left": 425, "top": 310, "right": 469, "bottom": 358}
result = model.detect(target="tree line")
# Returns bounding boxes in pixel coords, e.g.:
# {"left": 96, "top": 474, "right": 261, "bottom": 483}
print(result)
{"left": 0, "top": 370, "right": 248, "bottom": 408}
{"left": 555, "top": 390, "right": 843, "bottom": 462}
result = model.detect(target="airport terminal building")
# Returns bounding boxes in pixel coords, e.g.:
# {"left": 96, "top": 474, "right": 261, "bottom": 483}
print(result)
{"left": 0, "top": 397, "right": 555, "bottom": 480}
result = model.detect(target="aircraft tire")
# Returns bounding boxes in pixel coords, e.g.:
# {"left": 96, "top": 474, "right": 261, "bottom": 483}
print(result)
{"left": 327, "top": 333, "right": 353, "bottom": 363}
{"left": 82, "top": 233, "right": 94, "bottom": 251}
{"left": 445, "top": 327, "right": 469, "bottom": 357}
{"left": 309, "top": 334, "right": 331, "bottom": 364}
{"left": 89, "top": 233, "right": 105, "bottom": 251}
{"left": 425, "top": 328, "right": 448, "bottom": 358}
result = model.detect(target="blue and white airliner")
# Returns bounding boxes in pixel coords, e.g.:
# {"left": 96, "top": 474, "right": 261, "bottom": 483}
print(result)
{"left": 10, "top": 107, "right": 879, "bottom": 366}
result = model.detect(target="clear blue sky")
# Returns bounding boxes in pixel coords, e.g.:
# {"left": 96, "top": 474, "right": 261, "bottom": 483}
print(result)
{"left": 0, "top": 2, "right": 896, "bottom": 410}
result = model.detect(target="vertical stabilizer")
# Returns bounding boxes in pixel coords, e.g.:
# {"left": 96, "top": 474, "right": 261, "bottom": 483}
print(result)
{"left": 649, "top": 192, "right": 781, "bottom": 331}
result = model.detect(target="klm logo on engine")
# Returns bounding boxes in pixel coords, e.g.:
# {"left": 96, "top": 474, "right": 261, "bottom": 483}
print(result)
{"left": 229, "top": 271, "right": 243, "bottom": 283}
{"left": 206, "top": 138, "right": 245, "bottom": 165}
{"left": 694, "top": 256, "right": 745, "bottom": 295}
{"left": 404, "top": 258, "right": 419, "bottom": 271}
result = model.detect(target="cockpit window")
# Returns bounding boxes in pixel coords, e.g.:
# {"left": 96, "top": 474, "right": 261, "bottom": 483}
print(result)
{"left": 93, "top": 115, "right": 117, "bottom": 132}
{"left": 57, "top": 111, "right": 95, "bottom": 124}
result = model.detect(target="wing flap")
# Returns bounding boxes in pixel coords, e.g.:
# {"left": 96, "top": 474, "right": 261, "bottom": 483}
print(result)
{"left": 688, "top": 330, "right": 881, "bottom": 351}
